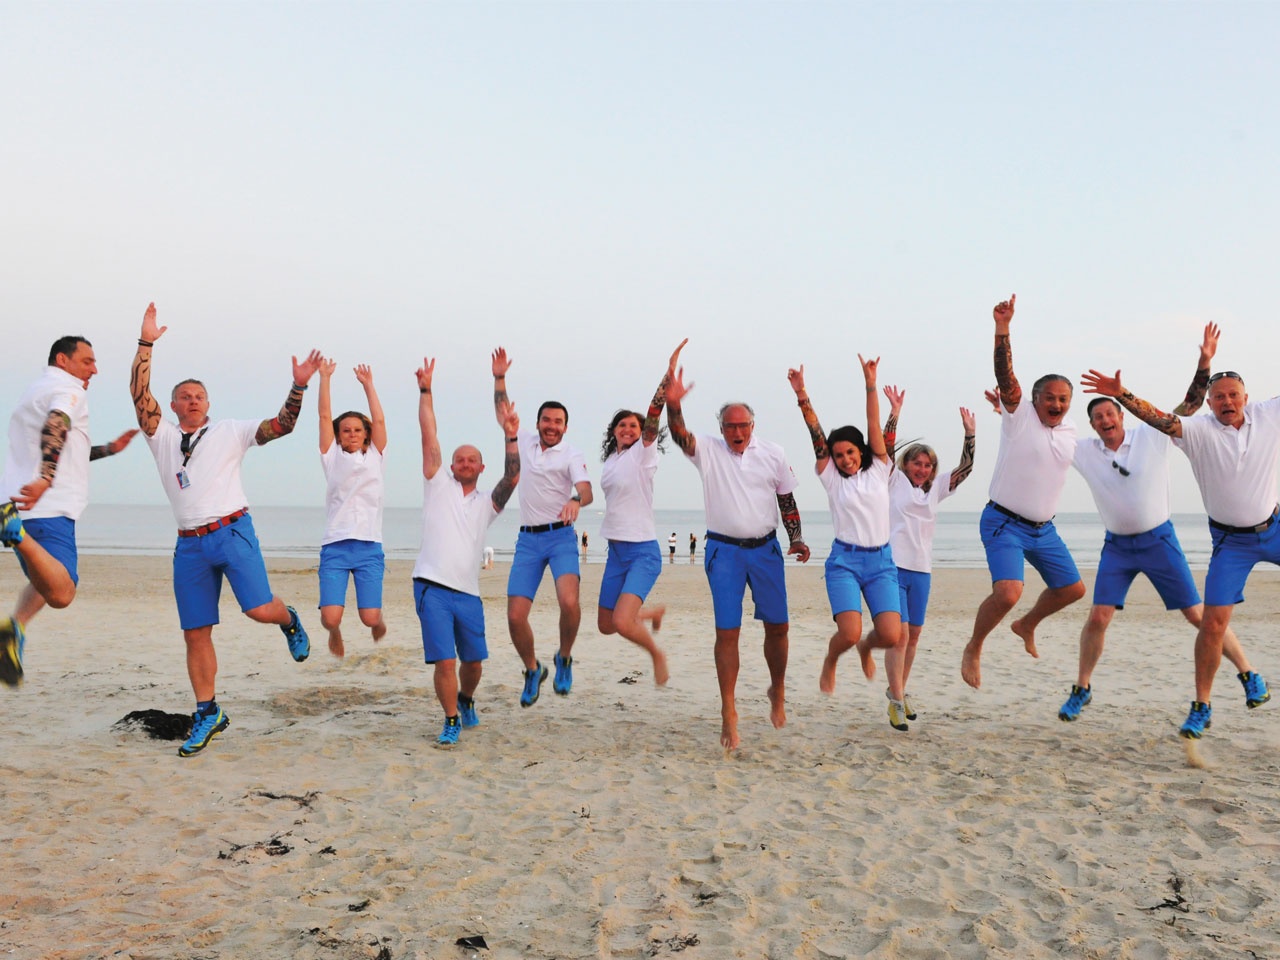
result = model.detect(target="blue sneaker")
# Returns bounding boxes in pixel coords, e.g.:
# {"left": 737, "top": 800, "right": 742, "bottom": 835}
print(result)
{"left": 179, "top": 706, "right": 230, "bottom": 757}
{"left": 1239, "top": 671, "right": 1271, "bottom": 708}
{"left": 520, "top": 662, "right": 548, "bottom": 707}
{"left": 553, "top": 651, "right": 573, "bottom": 696}
{"left": 281, "top": 606, "right": 310, "bottom": 662}
{"left": 0, "top": 501, "right": 24, "bottom": 547}
{"left": 458, "top": 694, "right": 479, "bottom": 728}
{"left": 1179, "top": 701, "right": 1212, "bottom": 740}
{"left": 1058, "top": 684, "right": 1092, "bottom": 721}
{"left": 437, "top": 717, "right": 461, "bottom": 748}
{"left": 0, "top": 616, "right": 25, "bottom": 687}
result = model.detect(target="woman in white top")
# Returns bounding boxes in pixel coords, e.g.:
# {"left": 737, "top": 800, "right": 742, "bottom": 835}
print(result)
{"left": 789, "top": 355, "right": 909, "bottom": 730}
{"left": 596, "top": 340, "right": 686, "bottom": 685}
{"left": 317, "top": 360, "right": 388, "bottom": 658}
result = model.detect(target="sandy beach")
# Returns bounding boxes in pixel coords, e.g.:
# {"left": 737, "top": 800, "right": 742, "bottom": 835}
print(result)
{"left": 2, "top": 555, "right": 1279, "bottom": 959}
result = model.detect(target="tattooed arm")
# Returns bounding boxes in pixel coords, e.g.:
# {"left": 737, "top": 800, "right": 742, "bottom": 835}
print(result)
{"left": 491, "top": 347, "right": 512, "bottom": 428}
{"left": 90, "top": 429, "right": 139, "bottom": 462}
{"left": 882, "top": 385, "right": 904, "bottom": 462}
{"left": 1081, "top": 369, "right": 1183, "bottom": 438}
{"left": 13, "top": 410, "right": 70, "bottom": 510}
{"left": 1171, "top": 322, "right": 1219, "bottom": 417}
{"left": 665, "top": 365, "right": 697, "bottom": 457}
{"left": 255, "top": 349, "right": 322, "bottom": 445}
{"left": 644, "top": 338, "right": 687, "bottom": 446}
{"left": 492, "top": 401, "right": 521, "bottom": 511}
{"left": 992, "top": 294, "right": 1023, "bottom": 412}
{"left": 777, "top": 492, "right": 810, "bottom": 563}
{"left": 950, "top": 407, "right": 977, "bottom": 492}
{"left": 131, "top": 302, "right": 167, "bottom": 438}
{"left": 786, "top": 365, "right": 828, "bottom": 468}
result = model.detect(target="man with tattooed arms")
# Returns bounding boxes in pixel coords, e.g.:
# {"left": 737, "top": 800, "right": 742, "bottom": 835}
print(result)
{"left": 665, "top": 361, "right": 810, "bottom": 752}
{"left": 1082, "top": 362, "right": 1276, "bottom": 740}
{"left": 962, "top": 294, "right": 1085, "bottom": 690}
{"left": 1, "top": 337, "right": 137, "bottom": 687}
{"left": 131, "top": 303, "right": 322, "bottom": 757}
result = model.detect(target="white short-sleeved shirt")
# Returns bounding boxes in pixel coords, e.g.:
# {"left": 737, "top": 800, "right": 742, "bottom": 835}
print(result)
{"left": 2, "top": 367, "right": 92, "bottom": 521}
{"left": 412, "top": 470, "right": 501, "bottom": 596}
{"left": 515, "top": 429, "right": 590, "bottom": 526}
{"left": 599, "top": 441, "right": 658, "bottom": 542}
{"left": 321, "top": 444, "right": 385, "bottom": 544}
{"left": 145, "top": 418, "right": 258, "bottom": 528}
{"left": 819, "top": 456, "right": 892, "bottom": 547}
{"left": 889, "top": 468, "right": 955, "bottom": 573}
{"left": 689, "top": 434, "right": 799, "bottom": 539}
{"left": 1073, "top": 422, "right": 1172, "bottom": 535}
{"left": 1174, "top": 397, "right": 1280, "bottom": 527}
{"left": 987, "top": 399, "right": 1077, "bottom": 523}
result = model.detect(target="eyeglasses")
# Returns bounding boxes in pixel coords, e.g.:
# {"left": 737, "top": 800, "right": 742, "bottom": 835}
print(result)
{"left": 1208, "top": 371, "right": 1244, "bottom": 386}
{"left": 720, "top": 422, "right": 753, "bottom": 431}
{"left": 1112, "top": 460, "right": 1130, "bottom": 477}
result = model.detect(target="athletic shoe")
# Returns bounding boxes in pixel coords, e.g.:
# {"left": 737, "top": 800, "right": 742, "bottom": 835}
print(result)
{"left": 553, "top": 651, "right": 573, "bottom": 696}
{"left": 1238, "top": 671, "right": 1271, "bottom": 709}
{"left": 520, "top": 662, "right": 548, "bottom": 707}
{"left": 887, "top": 699, "right": 909, "bottom": 732}
{"left": 887, "top": 687, "right": 918, "bottom": 721}
{"left": 437, "top": 717, "right": 461, "bottom": 748}
{"left": 281, "top": 606, "right": 310, "bottom": 662}
{"left": 458, "top": 694, "right": 479, "bottom": 728}
{"left": 0, "top": 616, "right": 25, "bottom": 688}
{"left": 1058, "top": 684, "right": 1093, "bottom": 722}
{"left": 0, "top": 501, "right": 24, "bottom": 547}
{"left": 178, "top": 707, "right": 230, "bottom": 757}
{"left": 1179, "top": 701, "right": 1212, "bottom": 740}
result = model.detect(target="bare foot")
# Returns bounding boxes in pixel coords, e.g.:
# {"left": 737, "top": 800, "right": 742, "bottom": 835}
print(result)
{"left": 857, "top": 639, "right": 876, "bottom": 681}
{"left": 371, "top": 620, "right": 387, "bottom": 643}
{"left": 328, "top": 629, "right": 345, "bottom": 659}
{"left": 961, "top": 642, "right": 981, "bottom": 689}
{"left": 767, "top": 683, "right": 786, "bottom": 729}
{"left": 721, "top": 709, "right": 740, "bottom": 751}
{"left": 819, "top": 655, "right": 838, "bottom": 695}
{"left": 652, "top": 648, "right": 670, "bottom": 686}
{"left": 644, "top": 605, "right": 666, "bottom": 633}
{"left": 1010, "top": 619, "right": 1038, "bottom": 658}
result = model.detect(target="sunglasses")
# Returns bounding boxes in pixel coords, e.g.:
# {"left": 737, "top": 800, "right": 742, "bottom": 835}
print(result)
{"left": 1208, "top": 371, "right": 1244, "bottom": 386}
{"left": 1112, "top": 460, "right": 1130, "bottom": 477}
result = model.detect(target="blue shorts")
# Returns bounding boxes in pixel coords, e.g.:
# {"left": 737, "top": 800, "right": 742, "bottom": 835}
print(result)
{"left": 318, "top": 539, "right": 385, "bottom": 609}
{"left": 507, "top": 525, "right": 580, "bottom": 600}
{"left": 172, "top": 515, "right": 274, "bottom": 631}
{"left": 414, "top": 578, "right": 487, "bottom": 663}
{"left": 980, "top": 503, "right": 1081, "bottom": 590}
{"left": 1094, "top": 520, "right": 1199, "bottom": 611}
{"left": 1204, "top": 517, "right": 1280, "bottom": 606}
{"left": 824, "top": 541, "right": 900, "bottom": 620}
{"left": 897, "top": 568, "right": 932, "bottom": 625}
{"left": 599, "top": 540, "right": 662, "bottom": 609}
{"left": 16, "top": 516, "right": 79, "bottom": 586}
{"left": 704, "top": 533, "right": 788, "bottom": 630}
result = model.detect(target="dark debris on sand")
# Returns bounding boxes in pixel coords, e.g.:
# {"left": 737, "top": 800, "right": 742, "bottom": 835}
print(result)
{"left": 114, "top": 709, "right": 192, "bottom": 741}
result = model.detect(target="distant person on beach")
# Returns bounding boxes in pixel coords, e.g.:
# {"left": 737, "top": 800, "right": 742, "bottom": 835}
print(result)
{"left": 581, "top": 531, "right": 588, "bottom": 555}
{"left": 1082, "top": 364, "right": 1278, "bottom": 740}
{"left": 668, "top": 531, "right": 677, "bottom": 562}
{"left": 595, "top": 339, "right": 686, "bottom": 686}
{"left": 788, "top": 357, "right": 907, "bottom": 729}
{"left": 413, "top": 356, "right": 520, "bottom": 747}
{"left": 689, "top": 533, "right": 697, "bottom": 560}
{"left": 1059, "top": 324, "right": 1267, "bottom": 725}
{"left": 482, "top": 546, "right": 494, "bottom": 570}
{"left": 130, "top": 302, "right": 321, "bottom": 758}
{"left": 1, "top": 336, "right": 138, "bottom": 686}
{"left": 316, "top": 359, "right": 387, "bottom": 658}
{"left": 492, "top": 348, "right": 592, "bottom": 707}
{"left": 666, "top": 358, "right": 809, "bottom": 751}
{"left": 961, "top": 294, "right": 1085, "bottom": 690}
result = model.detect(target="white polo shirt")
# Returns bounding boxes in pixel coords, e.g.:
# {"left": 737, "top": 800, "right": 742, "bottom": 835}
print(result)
{"left": 689, "top": 433, "right": 799, "bottom": 539}
{"left": 145, "top": 418, "right": 258, "bottom": 529}
{"left": 2, "top": 367, "right": 92, "bottom": 521}
{"left": 819, "top": 456, "right": 892, "bottom": 547}
{"left": 599, "top": 441, "right": 658, "bottom": 542}
{"left": 987, "top": 399, "right": 1077, "bottom": 523}
{"left": 1174, "top": 396, "right": 1280, "bottom": 527}
{"left": 515, "top": 429, "right": 590, "bottom": 526}
{"left": 320, "top": 444, "right": 385, "bottom": 544}
{"left": 889, "top": 468, "right": 955, "bottom": 573}
{"left": 1072, "top": 422, "right": 1172, "bottom": 535}
{"left": 412, "top": 471, "right": 500, "bottom": 596}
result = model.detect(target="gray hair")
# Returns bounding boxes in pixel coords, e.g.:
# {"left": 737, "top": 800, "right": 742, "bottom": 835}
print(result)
{"left": 717, "top": 402, "right": 755, "bottom": 426}
{"left": 1031, "top": 374, "right": 1072, "bottom": 402}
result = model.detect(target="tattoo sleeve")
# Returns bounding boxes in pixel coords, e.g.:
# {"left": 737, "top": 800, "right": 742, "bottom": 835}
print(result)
{"left": 994, "top": 334, "right": 1022, "bottom": 407}
{"left": 256, "top": 384, "right": 306, "bottom": 445}
{"left": 796, "top": 397, "right": 829, "bottom": 461}
{"left": 90, "top": 444, "right": 111, "bottom": 461}
{"left": 643, "top": 371, "right": 670, "bottom": 444}
{"left": 883, "top": 413, "right": 899, "bottom": 462}
{"left": 131, "top": 347, "right": 162, "bottom": 437}
{"left": 493, "top": 376, "right": 509, "bottom": 421}
{"left": 1172, "top": 367, "right": 1210, "bottom": 417}
{"left": 667, "top": 404, "right": 695, "bottom": 455}
{"left": 39, "top": 410, "right": 71, "bottom": 482}
{"left": 492, "top": 444, "right": 520, "bottom": 511}
{"left": 777, "top": 493, "right": 803, "bottom": 545}
{"left": 1118, "top": 390, "right": 1181, "bottom": 437}
{"left": 950, "top": 433, "right": 976, "bottom": 492}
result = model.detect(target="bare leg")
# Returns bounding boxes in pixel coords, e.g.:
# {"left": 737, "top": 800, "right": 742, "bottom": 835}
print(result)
{"left": 1193, "top": 605, "right": 1232, "bottom": 703}
{"left": 359, "top": 607, "right": 387, "bottom": 642}
{"left": 459, "top": 660, "right": 483, "bottom": 700}
{"left": 1181, "top": 605, "right": 1250, "bottom": 673}
{"left": 434, "top": 658, "right": 459, "bottom": 716}
{"left": 873, "top": 610, "right": 905, "bottom": 701}
{"left": 610, "top": 593, "right": 669, "bottom": 685}
{"left": 763, "top": 621, "right": 788, "bottom": 730}
{"left": 962, "top": 579, "right": 1023, "bottom": 689}
{"left": 14, "top": 584, "right": 49, "bottom": 627}
{"left": 12, "top": 537, "right": 76, "bottom": 612}
{"left": 821, "top": 610, "right": 862, "bottom": 694}
{"left": 1076, "top": 604, "right": 1115, "bottom": 689}
{"left": 901, "top": 623, "right": 923, "bottom": 690}
{"left": 507, "top": 595, "right": 538, "bottom": 671}
{"left": 244, "top": 597, "right": 292, "bottom": 626}
{"left": 553, "top": 573, "right": 581, "bottom": 660}
{"left": 320, "top": 604, "right": 345, "bottom": 658}
{"left": 715, "top": 626, "right": 742, "bottom": 750}
{"left": 183, "top": 625, "right": 218, "bottom": 702}
{"left": 1010, "top": 580, "right": 1086, "bottom": 657}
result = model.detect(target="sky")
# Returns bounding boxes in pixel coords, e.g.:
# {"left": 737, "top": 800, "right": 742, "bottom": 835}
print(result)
{"left": 3, "top": 1, "right": 1279, "bottom": 516}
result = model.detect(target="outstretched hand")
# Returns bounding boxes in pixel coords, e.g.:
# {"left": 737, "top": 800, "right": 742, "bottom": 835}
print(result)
{"left": 668, "top": 338, "right": 688, "bottom": 373}
{"left": 960, "top": 407, "right": 976, "bottom": 435}
{"left": 788, "top": 541, "right": 811, "bottom": 564}
{"left": 293, "top": 350, "right": 324, "bottom": 386}
{"left": 667, "top": 366, "right": 693, "bottom": 406}
{"left": 354, "top": 363, "right": 374, "bottom": 387}
{"left": 108, "top": 428, "right": 140, "bottom": 454}
{"left": 1200, "top": 322, "right": 1221, "bottom": 364}
{"left": 993, "top": 294, "right": 1016, "bottom": 326}
{"left": 140, "top": 302, "right": 168, "bottom": 343}
{"left": 319, "top": 357, "right": 338, "bottom": 379}
{"left": 983, "top": 387, "right": 1002, "bottom": 414}
{"left": 1081, "top": 369, "right": 1124, "bottom": 397}
{"left": 883, "top": 384, "right": 905, "bottom": 414}
{"left": 786, "top": 365, "right": 806, "bottom": 395}
{"left": 416, "top": 357, "right": 435, "bottom": 392}
{"left": 492, "top": 347, "right": 512, "bottom": 378}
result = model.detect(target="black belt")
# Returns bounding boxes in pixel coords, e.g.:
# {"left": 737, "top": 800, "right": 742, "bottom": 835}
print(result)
{"left": 833, "top": 539, "right": 888, "bottom": 553}
{"left": 520, "top": 521, "right": 569, "bottom": 534}
{"left": 413, "top": 577, "right": 462, "bottom": 593}
{"left": 178, "top": 508, "right": 248, "bottom": 538}
{"left": 706, "top": 531, "right": 776, "bottom": 549}
{"left": 1209, "top": 506, "right": 1279, "bottom": 536}
{"left": 988, "top": 501, "right": 1052, "bottom": 530}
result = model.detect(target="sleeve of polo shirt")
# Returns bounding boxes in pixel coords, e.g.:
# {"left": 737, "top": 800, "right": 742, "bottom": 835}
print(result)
{"left": 46, "top": 384, "right": 83, "bottom": 421}
{"left": 773, "top": 447, "right": 800, "bottom": 496}
{"left": 233, "top": 419, "right": 262, "bottom": 451}
{"left": 567, "top": 445, "right": 591, "bottom": 486}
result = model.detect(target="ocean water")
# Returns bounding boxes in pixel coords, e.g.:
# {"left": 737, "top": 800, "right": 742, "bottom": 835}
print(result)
{"left": 73, "top": 504, "right": 1222, "bottom": 569}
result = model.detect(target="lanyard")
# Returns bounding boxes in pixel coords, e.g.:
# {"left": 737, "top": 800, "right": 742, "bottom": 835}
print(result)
{"left": 180, "top": 427, "right": 209, "bottom": 468}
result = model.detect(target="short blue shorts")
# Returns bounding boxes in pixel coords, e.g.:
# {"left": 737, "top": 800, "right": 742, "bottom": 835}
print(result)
{"left": 980, "top": 503, "right": 1081, "bottom": 590}
{"left": 414, "top": 578, "right": 487, "bottom": 663}
{"left": 1204, "top": 517, "right": 1280, "bottom": 606}
{"left": 703, "top": 533, "right": 788, "bottom": 630}
{"left": 318, "top": 539, "right": 386, "bottom": 609}
{"left": 599, "top": 539, "right": 662, "bottom": 609}
{"left": 897, "top": 567, "right": 932, "bottom": 625}
{"left": 507, "top": 525, "right": 580, "bottom": 600}
{"left": 172, "top": 514, "right": 274, "bottom": 631}
{"left": 16, "top": 516, "right": 79, "bottom": 586}
{"left": 1093, "top": 520, "right": 1199, "bottom": 610}
{"left": 824, "top": 541, "right": 900, "bottom": 619}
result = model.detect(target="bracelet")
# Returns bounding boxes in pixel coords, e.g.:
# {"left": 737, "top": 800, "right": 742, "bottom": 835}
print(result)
{"left": 505, "top": 436, "right": 518, "bottom": 442}
{"left": 420, "top": 387, "right": 431, "bottom": 394}
{"left": 137, "top": 339, "right": 153, "bottom": 348}
{"left": 293, "top": 383, "right": 308, "bottom": 390}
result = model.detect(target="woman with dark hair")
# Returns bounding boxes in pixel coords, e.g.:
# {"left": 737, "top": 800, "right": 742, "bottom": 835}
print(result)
{"left": 788, "top": 355, "right": 908, "bottom": 730}
{"left": 595, "top": 339, "right": 686, "bottom": 685}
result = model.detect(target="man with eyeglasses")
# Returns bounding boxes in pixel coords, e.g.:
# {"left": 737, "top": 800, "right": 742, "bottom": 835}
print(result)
{"left": 664, "top": 363, "right": 809, "bottom": 752}
{"left": 1082, "top": 363, "right": 1276, "bottom": 739}
{"left": 1061, "top": 324, "right": 1266, "bottom": 723}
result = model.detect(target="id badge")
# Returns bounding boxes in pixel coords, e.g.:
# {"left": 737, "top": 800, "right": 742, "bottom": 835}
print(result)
{"left": 176, "top": 469, "right": 191, "bottom": 490}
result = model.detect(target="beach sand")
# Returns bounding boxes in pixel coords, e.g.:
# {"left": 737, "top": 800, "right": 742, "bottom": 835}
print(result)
{"left": 2, "top": 555, "right": 1279, "bottom": 959}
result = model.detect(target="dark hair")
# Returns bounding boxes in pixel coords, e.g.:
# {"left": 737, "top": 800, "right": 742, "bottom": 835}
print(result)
{"left": 537, "top": 401, "right": 569, "bottom": 425}
{"left": 48, "top": 336, "right": 91, "bottom": 366}
{"left": 826, "top": 425, "right": 872, "bottom": 476}
{"left": 600, "top": 409, "right": 667, "bottom": 461}
{"left": 1031, "top": 374, "right": 1073, "bottom": 402}
{"left": 170, "top": 378, "right": 208, "bottom": 401}
{"left": 1086, "top": 397, "right": 1121, "bottom": 418}
{"left": 334, "top": 411, "right": 373, "bottom": 451}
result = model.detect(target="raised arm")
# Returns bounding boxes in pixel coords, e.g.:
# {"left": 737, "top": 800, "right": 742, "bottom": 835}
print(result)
{"left": 786, "top": 364, "right": 828, "bottom": 469}
{"left": 355, "top": 364, "right": 388, "bottom": 453}
{"left": 131, "top": 302, "right": 168, "bottom": 438}
{"left": 417, "top": 358, "right": 442, "bottom": 479}
{"left": 861, "top": 355, "right": 888, "bottom": 462}
{"left": 643, "top": 338, "right": 687, "bottom": 446}
{"left": 317, "top": 357, "right": 337, "bottom": 453}
{"left": 882, "top": 384, "right": 904, "bottom": 462}
{"left": 950, "top": 407, "right": 977, "bottom": 492}
{"left": 492, "top": 401, "right": 521, "bottom": 511}
{"left": 1081, "top": 369, "right": 1183, "bottom": 438}
{"left": 255, "top": 349, "right": 322, "bottom": 445}
{"left": 1171, "top": 321, "right": 1218, "bottom": 417}
{"left": 992, "top": 294, "right": 1022, "bottom": 412}
{"left": 491, "top": 347, "right": 512, "bottom": 428}
{"left": 665, "top": 366, "right": 697, "bottom": 457}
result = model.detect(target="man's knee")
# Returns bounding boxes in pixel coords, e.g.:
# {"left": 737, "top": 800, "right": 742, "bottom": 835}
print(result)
{"left": 991, "top": 580, "right": 1023, "bottom": 608}
{"left": 357, "top": 608, "right": 381, "bottom": 628}
{"left": 44, "top": 583, "right": 77, "bottom": 609}
{"left": 1086, "top": 604, "right": 1115, "bottom": 630}
{"left": 1060, "top": 581, "right": 1087, "bottom": 603}
{"left": 320, "top": 606, "right": 344, "bottom": 630}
